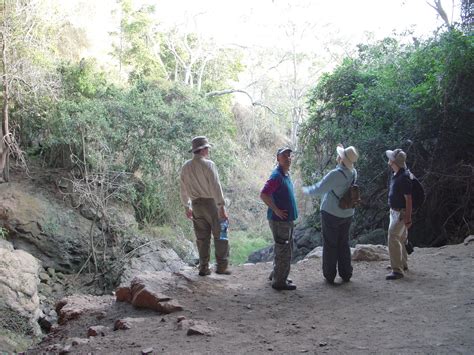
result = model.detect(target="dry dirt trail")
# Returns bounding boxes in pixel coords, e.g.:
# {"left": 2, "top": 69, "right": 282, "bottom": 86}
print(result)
{"left": 32, "top": 243, "right": 474, "bottom": 354}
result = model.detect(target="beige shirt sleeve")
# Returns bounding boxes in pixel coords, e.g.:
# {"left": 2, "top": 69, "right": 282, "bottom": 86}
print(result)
{"left": 180, "top": 168, "right": 191, "bottom": 208}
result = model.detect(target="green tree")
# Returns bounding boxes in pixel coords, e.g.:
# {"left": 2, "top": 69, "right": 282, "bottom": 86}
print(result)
{"left": 300, "top": 29, "right": 473, "bottom": 246}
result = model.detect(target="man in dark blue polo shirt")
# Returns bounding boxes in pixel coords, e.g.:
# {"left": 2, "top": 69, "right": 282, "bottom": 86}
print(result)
{"left": 386, "top": 148, "right": 413, "bottom": 280}
{"left": 260, "top": 147, "right": 298, "bottom": 290}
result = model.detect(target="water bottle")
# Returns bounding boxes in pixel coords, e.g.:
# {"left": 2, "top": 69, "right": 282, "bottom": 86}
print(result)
{"left": 219, "top": 219, "right": 229, "bottom": 240}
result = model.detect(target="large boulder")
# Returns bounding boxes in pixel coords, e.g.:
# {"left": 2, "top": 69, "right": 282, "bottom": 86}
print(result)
{"left": 304, "top": 244, "right": 389, "bottom": 262}
{"left": 247, "top": 244, "right": 274, "bottom": 264}
{"left": 292, "top": 226, "right": 321, "bottom": 262}
{"left": 0, "top": 241, "right": 42, "bottom": 337}
{"left": 352, "top": 244, "right": 389, "bottom": 261}
{"left": 0, "top": 182, "right": 99, "bottom": 272}
{"left": 120, "top": 240, "right": 187, "bottom": 284}
{"left": 353, "top": 229, "right": 386, "bottom": 246}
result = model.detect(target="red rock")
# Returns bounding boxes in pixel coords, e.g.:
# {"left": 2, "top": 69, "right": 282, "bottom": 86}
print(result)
{"left": 87, "top": 325, "right": 109, "bottom": 337}
{"left": 115, "top": 286, "right": 132, "bottom": 302}
{"left": 114, "top": 318, "right": 132, "bottom": 330}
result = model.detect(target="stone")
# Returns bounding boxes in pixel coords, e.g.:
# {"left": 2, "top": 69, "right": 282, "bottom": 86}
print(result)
{"left": 123, "top": 274, "right": 184, "bottom": 314}
{"left": 47, "top": 267, "right": 56, "bottom": 278}
{"left": 56, "top": 295, "right": 114, "bottom": 325}
{"left": 120, "top": 243, "right": 186, "bottom": 285}
{"left": 305, "top": 246, "right": 323, "bottom": 259}
{"left": 115, "top": 286, "right": 132, "bottom": 302}
{"left": 114, "top": 318, "right": 132, "bottom": 330}
{"left": 141, "top": 347, "right": 153, "bottom": 354}
{"left": 38, "top": 283, "right": 53, "bottom": 295}
{"left": 0, "top": 246, "right": 42, "bottom": 336}
{"left": 187, "top": 322, "right": 215, "bottom": 336}
{"left": 70, "top": 337, "right": 89, "bottom": 346}
{"left": 87, "top": 325, "right": 109, "bottom": 337}
{"left": 463, "top": 235, "right": 474, "bottom": 245}
{"left": 352, "top": 244, "right": 389, "bottom": 262}
{"left": 0, "top": 182, "right": 96, "bottom": 272}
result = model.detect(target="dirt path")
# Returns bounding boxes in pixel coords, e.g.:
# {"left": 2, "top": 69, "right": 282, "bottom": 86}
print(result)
{"left": 31, "top": 243, "right": 474, "bottom": 354}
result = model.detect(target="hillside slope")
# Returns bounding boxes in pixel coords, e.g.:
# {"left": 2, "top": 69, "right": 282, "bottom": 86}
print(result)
{"left": 30, "top": 242, "right": 474, "bottom": 354}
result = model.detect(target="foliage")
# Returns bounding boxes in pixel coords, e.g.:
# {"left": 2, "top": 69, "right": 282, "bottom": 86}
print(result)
{"left": 228, "top": 230, "right": 273, "bottom": 265}
{"left": 15, "top": 60, "right": 237, "bottom": 226}
{"left": 0, "top": 226, "right": 7, "bottom": 239}
{"left": 299, "top": 28, "right": 474, "bottom": 246}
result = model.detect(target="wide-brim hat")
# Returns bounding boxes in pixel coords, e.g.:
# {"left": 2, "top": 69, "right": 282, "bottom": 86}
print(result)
{"left": 189, "top": 136, "right": 212, "bottom": 153}
{"left": 386, "top": 149, "right": 407, "bottom": 169}
{"left": 336, "top": 145, "right": 359, "bottom": 170}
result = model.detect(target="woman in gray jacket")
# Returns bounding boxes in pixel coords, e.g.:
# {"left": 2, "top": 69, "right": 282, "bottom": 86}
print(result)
{"left": 303, "top": 145, "right": 359, "bottom": 284}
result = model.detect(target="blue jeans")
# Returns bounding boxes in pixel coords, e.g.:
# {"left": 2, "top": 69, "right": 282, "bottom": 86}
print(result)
{"left": 321, "top": 210, "right": 353, "bottom": 282}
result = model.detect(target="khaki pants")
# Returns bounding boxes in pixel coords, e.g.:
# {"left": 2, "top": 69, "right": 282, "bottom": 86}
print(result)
{"left": 192, "top": 198, "right": 229, "bottom": 272}
{"left": 269, "top": 220, "right": 294, "bottom": 287}
{"left": 388, "top": 209, "right": 408, "bottom": 274}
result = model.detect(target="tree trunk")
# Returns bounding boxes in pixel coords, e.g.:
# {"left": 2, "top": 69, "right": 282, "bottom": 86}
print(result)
{"left": 0, "top": 26, "right": 10, "bottom": 182}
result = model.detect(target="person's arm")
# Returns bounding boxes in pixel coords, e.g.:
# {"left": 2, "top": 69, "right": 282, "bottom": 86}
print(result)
{"left": 180, "top": 170, "right": 193, "bottom": 219}
{"left": 260, "top": 192, "right": 288, "bottom": 220}
{"left": 302, "top": 170, "right": 340, "bottom": 196}
{"left": 208, "top": 161, "right": 227, "bottom": 220}
{"left": 404, "top": 194, "right": 412, "bottom": 228}
{"left": 260, "top": 174, "right": 288, "bottom": 220}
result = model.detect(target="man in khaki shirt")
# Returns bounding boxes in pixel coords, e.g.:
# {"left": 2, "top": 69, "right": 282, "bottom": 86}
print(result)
{"left": 180, "top": 136, "right": 230, "bottom": 276}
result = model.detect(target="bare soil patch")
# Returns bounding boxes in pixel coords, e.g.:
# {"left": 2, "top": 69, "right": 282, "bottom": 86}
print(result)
{"left": 30, "top": 243, "right": 474, "bottom": 354}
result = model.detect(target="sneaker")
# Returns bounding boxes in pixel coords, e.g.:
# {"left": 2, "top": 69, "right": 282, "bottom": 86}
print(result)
{"left": 215, "top": 269, "right": 232, "bottom": 275}
{"left": 385, "top": 272, "right": 404, "bottom": 280}
{"left": 198, "top": 269, "right": 211, "bottom": 276}
{"left": 272, "top": 283, "right": 297, "bottom": 291}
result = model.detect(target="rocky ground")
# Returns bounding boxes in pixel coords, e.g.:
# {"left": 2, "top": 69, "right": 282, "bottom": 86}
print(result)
{"left": 28, "top": 242, "right": 474, "bottom": 354}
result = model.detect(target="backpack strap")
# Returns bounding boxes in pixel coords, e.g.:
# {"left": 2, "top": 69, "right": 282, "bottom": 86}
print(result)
{"left": 332, "top": 168, "right": 355, "bottom": 199}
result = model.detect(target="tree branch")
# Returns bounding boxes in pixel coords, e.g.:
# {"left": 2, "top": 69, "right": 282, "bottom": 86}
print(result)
{"left": 205, "top": 89, "right": 280, "bottom": 115}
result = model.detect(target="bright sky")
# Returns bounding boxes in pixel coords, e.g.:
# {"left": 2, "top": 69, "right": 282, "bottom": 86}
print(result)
{"left": 151, "top": 0, "right": 460, "bottom": 46}
{"left": 70, "top": 0, "right": 460, "bottom": 59}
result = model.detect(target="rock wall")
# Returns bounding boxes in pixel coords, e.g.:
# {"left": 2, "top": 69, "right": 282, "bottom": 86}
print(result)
{"left": 0, "top": 240, "right": 42, "bottom": 338}
{"left": 0, "top": 182, "right": 97, "bottom": 272}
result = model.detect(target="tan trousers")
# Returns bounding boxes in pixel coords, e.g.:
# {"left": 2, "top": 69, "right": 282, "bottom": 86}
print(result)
{"left": 191, "top": 198, "right": 229, "bottom": 272}
{"left": 388, "top": 209, "right": 408, "bottom": 274}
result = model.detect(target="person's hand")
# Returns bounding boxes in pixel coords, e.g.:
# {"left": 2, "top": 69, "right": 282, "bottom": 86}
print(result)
{"left": 219, "top": 206, "right": 228, "bottom": 220}
{"left": 185, "top": 207, "right": 193, "bottom": 220}
{"left": 404, "top": 217, "right": 412, "bottom": 229}
{"left": 274, "top": 208, "right": 288, "bottom": 220}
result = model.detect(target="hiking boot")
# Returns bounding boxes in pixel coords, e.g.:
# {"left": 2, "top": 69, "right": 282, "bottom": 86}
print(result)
{"left": 387, "top": 265, "right": 409, "bottom": 272}
{"left": 198, "top": 269, "right": 211, "bottom": 276}
{"left": 268, "top": 271, "right": 293, "bottom": 283}
{"left": 385, "top": 272, "right": 404, "bottom": 280}
{"left": 272, "top": 283, "right": 297, "bottom": 291}
{"left": 215, "top": 269, "right": 232, "bottom": 275}
{"left": 325, "top": 278, "right": 335, "bottom": 285}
